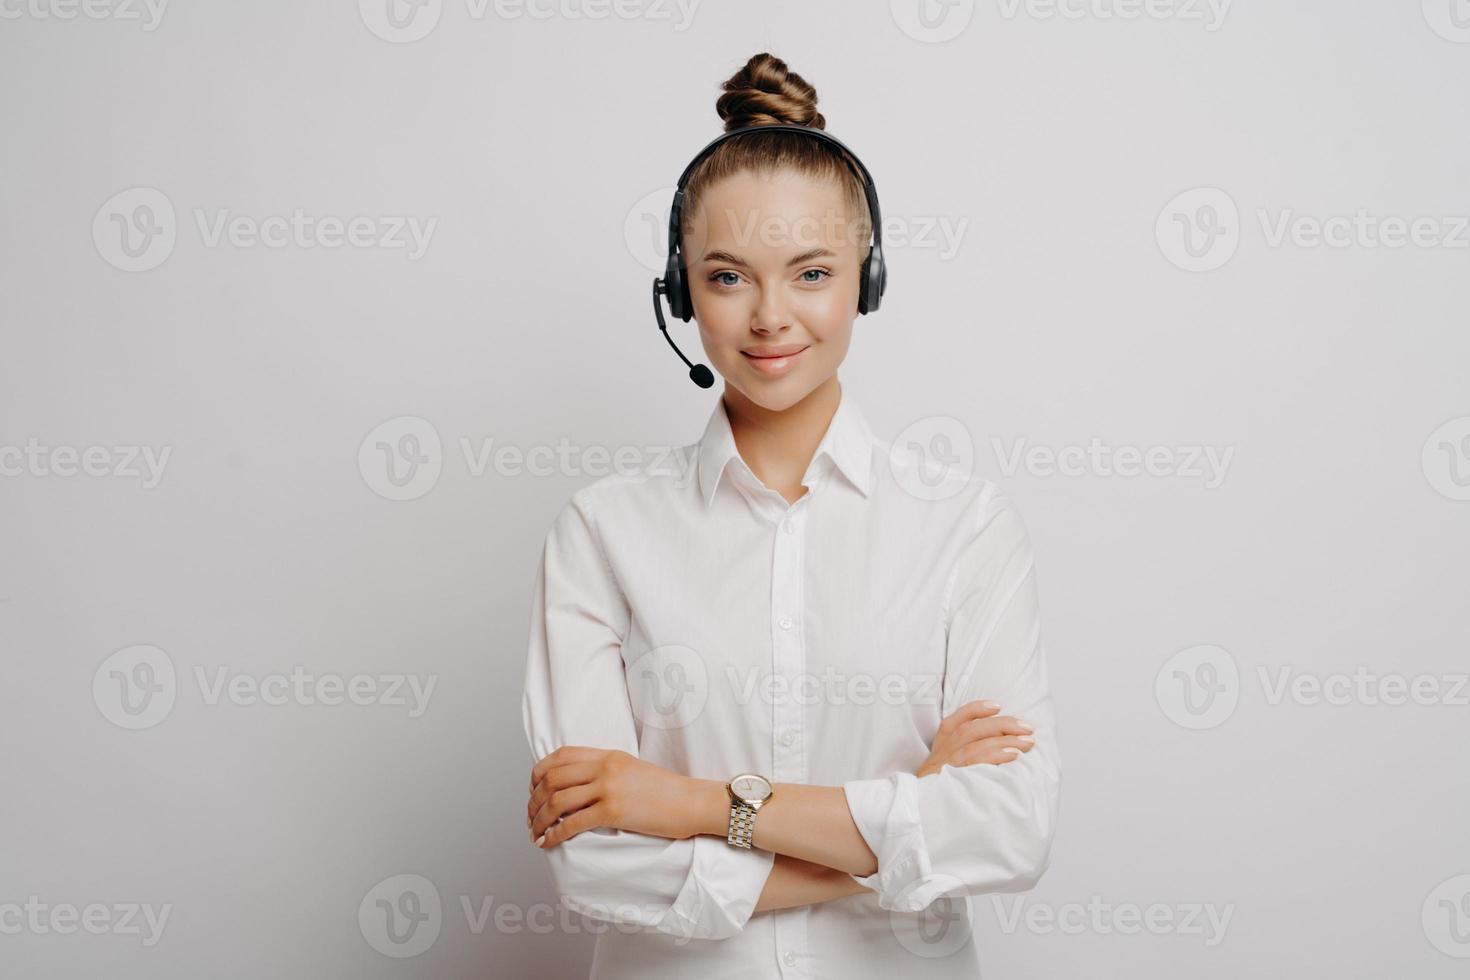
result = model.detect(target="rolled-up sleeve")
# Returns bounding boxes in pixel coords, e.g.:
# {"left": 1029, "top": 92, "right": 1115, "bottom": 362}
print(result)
{"left": 841, "top": 484, "right": 1061, "bottom": 912}
{"left": 521, "top": 490, "right": 774, "bottom": 941}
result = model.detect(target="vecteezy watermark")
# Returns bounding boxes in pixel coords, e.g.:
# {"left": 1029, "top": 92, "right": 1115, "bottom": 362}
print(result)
{"left": 885, "top": 417, "right": 1236, "bottom": 500}
{"left": 92, "top": 645, "right": 438, "bottom": 730}
{"left": 358, "top": 873, "right": 702, "bottom": 956}
{"left": 1423, "top": 874, "right": 1470, "bottom": 958}
{"left": 987, "top": 895, "right": 1235, "bottom": 946}
{"left": 626, "top": 645, "right": 709, "bottom": 732}
{"left": 357, "top": 0, "right": 700, "bottom": 43}
{"left": 1156, "top": 187, "right": 1240, "bottom": 272}
{"left": 994, "top": 0, "right": 1231, "bottom": 30}
{"left": 1155, "top": 644, "right": 1239, "bottom": 729}
{"left": 360, "top": 874, "right": 442, "bottom": 958}
{"left": 727, "top": 666, "right": 945, "bottom": 708}
{"left": 1256, "top": 665, "right": 1468, "bottom": 708}
{"left": 992, "top": 437, "right": 1235, "bottom": 489}
{"left": 622, "top": 189, "right": 970, "bottom": 274}
{"left": 1156, "top": 644, "right": 1469, "bottom": 730}
{"left": 890, "top": 415, "right": 977, "bottom": 502}
{"left": 357, "top": 415, "right": 696, "bottom": 502}
{"left": 1157, "top": 186, "right": 1470, "bottom": 272}
{"left": 889, "top": 0, "right": 976, "bottom": 43}
{"left": 1422, "top": 416, "right": 1470, "bottom": 501}
{"left": 889, "top": 873, "right": 974, "bottom": 960}
{"left": 889, "top": 0, "right": 1229, "bottom": 43}
{"left": 92, "top": 187, "right": 438, "bottom": 272}
{"left": 0, "top": 0, "right": 169, "bottom": 29}
{"left": 0, "top": 897, "right": 172, "bottom": 947}
{"left": 1422, "top": 0, "right": 1470, "bottom": 43}
{"left": 0, "top": 439, "right": 171, "bottom": 488}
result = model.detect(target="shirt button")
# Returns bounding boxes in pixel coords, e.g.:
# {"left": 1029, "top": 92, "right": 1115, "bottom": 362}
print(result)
{"left": 778, "top": 617, "right": 793, "bottom": 630}
{"left": 784, "top": 521, "right": 795, "bottom": 534}
{"left": 783, "top": 951, "right": 797, "bottom": 966}
{"left": 780, "top": 729, "right": 795, "bottom": 746}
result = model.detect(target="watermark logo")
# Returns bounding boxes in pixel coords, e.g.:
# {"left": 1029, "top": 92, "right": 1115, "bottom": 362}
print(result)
{"left": 891, "top": 0, "right": 976, "bottom": 43}
{"left": 360, "top": 874, "right": 442, "bottom": 958}
{"left": 359, "top": 0, "right": 443, "bottom": 42}
{"left": 625, "top": 186, "right": 676, "bottom": 274}
{"left": 359, "top": 416, "right": 444, "bottom": 501}
{"left": 1422, "top": 0, "right": 1470, "bottom": 43}
{"left": 1155, "top": 643, "right": 1239, "bottom": 730}
{"left": 93, "top": 187, "right": 176, "bottom": 272}
{"left": 626, "top": 644, "right": 709, "bottom": 731}
{"left": 1422, "top": 416, "right": 1470, "bottom": 501}
{"left": 1423, "top": 874, "right": 1470, "bottom": 957}
{"left": 93, "top": 644, "right": 177, "bottom": 730}
{"left": 1156, "top": 186, "right": 1240, "bottom": 272}
{"left": 889, "top": 873, "right": 974, "bottom": 959}
{"left": 891, "top": 415, "right": 976, "bottom": 501}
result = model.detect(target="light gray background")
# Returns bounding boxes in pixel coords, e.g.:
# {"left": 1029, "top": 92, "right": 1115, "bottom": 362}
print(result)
{"left": 2, "top": 1, "right": 1468, "bottom": 977}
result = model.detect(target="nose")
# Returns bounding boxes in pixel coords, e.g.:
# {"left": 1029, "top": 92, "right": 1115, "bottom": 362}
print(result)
{"left": 751, "top": 283, "right": 792, "bottom": 334}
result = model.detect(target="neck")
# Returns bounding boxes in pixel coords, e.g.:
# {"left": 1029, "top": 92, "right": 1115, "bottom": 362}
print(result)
{"left": 721, "top": 376, "right": 842, "bottom": 504}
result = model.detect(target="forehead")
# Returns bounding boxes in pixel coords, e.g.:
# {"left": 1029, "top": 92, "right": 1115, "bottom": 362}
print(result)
{"left": 685, "top": 168, "right": 861, "bottom": 258}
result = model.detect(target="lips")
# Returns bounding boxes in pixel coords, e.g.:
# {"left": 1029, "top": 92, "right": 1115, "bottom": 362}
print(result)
{"left": 741, "top": 344, "right": 810, "bottom": 359}
{"left": 740, "top": 345, "right": 809, "bottom": 377}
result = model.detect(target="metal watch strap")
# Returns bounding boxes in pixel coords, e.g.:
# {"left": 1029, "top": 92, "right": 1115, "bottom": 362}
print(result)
{"left": 727, "top": 799, "right": 759, "bottom": 849}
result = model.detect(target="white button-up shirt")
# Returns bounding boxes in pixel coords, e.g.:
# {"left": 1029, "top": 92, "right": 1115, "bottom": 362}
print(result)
{"left": 521, "top": 385, "right": 1061, "bottom": 979}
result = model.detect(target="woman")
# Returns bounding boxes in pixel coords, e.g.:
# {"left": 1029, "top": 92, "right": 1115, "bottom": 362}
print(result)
{"left": 523, "top": 51, "right": 1060, "bottom": 979}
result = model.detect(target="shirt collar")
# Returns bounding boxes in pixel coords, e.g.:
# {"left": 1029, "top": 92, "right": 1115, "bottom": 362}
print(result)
{"left": 695, "top": 385, "right": 876, "bottom": 507}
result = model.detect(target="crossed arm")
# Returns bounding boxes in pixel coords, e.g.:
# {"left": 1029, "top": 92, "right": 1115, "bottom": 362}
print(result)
{"left": 526, "top": 699, "right": 1037, "bottom": 914}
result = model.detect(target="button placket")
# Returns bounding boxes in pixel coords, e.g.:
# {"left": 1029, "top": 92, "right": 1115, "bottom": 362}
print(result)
{"left": 771, "top": 501, "right": 808, "bottom": 976}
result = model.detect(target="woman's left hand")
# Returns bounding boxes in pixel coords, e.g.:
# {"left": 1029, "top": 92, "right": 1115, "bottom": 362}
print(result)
{"left": 528, "top": 746, "right": 713, "bottom": 849}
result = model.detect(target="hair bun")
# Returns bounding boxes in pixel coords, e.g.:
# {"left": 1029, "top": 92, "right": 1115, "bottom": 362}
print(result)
{"left": 716, "top": 52, "right": 826, "bottom": 131}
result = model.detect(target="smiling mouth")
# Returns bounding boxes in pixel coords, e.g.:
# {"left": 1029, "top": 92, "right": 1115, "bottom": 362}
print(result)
{"left": 741, "top": 346, "right": 810, "bottom": 360}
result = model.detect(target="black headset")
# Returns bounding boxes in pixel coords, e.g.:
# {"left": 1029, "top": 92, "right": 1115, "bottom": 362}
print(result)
{"left": 651, "top": 123, "right": 888, "bottom": 388}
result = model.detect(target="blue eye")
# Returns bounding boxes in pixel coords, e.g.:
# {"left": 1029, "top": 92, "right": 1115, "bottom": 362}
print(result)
{"left": 801, "top": 268, "right": 831, "bottom": 283}
{"left": 709, "top": 271, "right": 741, "bottom": 288}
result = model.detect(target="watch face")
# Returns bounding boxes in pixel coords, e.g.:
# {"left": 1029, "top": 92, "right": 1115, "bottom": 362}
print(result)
{"left": 731, "top": 774, "right": 772, "bottom": 804}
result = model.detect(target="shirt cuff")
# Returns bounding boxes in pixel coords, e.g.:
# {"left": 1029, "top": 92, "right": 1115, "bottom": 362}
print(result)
{"left": 661, "top": 833, "right": 776, "bottom": 941}
{"left": 843, "top": 771, "right": 951, "bottom": 913}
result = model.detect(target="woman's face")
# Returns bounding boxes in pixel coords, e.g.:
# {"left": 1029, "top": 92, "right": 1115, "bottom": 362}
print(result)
{"left": 684, "top": 168, "right": 867, "bottom": 411}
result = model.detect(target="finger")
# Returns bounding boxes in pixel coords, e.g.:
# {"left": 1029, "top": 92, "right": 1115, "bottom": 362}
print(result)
{"left": 530, "top": 746, "right": 601, "bottom": 792}
{"left": 539, "top": 803, "right": 607, "bottom": 849}
{"left": 957, "top": 715, "right": 1033, "bottom": 742}
{"left": 531, "top": 783, "right": 599, "bottom": 841}
{"left": 939, "top": 699, "right": 1001, "bottom": 733}
{"left": 527, "top": 762, "right": 601, "bottom": 826}
{"left": 956, "top": 734, "right": 1035, "bottom": 766}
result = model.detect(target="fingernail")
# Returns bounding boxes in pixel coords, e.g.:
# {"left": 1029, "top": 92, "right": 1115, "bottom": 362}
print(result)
{"left": 980, "top": 700, "right": 1000, "bottom": 710}
{"left": 1017, "top": 735, "right": 1035, "bottom": 745}
{"left": 1001, "top": 747, "right": 1021, "bottom": 757}
{"left": 534, "top": 834, "right": 546, "bottom": 848}
{"left": 1017, "top": 720, "right": 1034, "bottom": 732}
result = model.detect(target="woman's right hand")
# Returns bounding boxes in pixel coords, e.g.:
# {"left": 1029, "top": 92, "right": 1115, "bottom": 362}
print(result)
{"left": 915, "top": 699, "right": 1034, "bottom": 777}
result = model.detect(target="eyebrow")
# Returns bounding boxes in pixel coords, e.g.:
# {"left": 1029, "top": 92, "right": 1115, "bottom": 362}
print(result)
{"left": 698, "top": 247, "right": 837, "bottom": 268}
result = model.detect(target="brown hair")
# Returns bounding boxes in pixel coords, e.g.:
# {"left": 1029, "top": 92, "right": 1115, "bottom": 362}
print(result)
{"left": 679, "top": 52, "right": 872, "bottom": 250}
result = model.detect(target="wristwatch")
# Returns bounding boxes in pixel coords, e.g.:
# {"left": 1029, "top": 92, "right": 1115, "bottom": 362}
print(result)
{"left": 725, "top": 773, "right": 774, "bottom": 849}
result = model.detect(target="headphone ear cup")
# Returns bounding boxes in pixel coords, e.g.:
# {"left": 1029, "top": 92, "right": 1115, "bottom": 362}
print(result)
{"left": 676, "top": 260, "right": 694, "bottom": 322}
{"left": 664, "top": 252, "right": 689, "bottom": 322}
{"left": 859, "top": 246, "right": 886, "bottom": 315}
